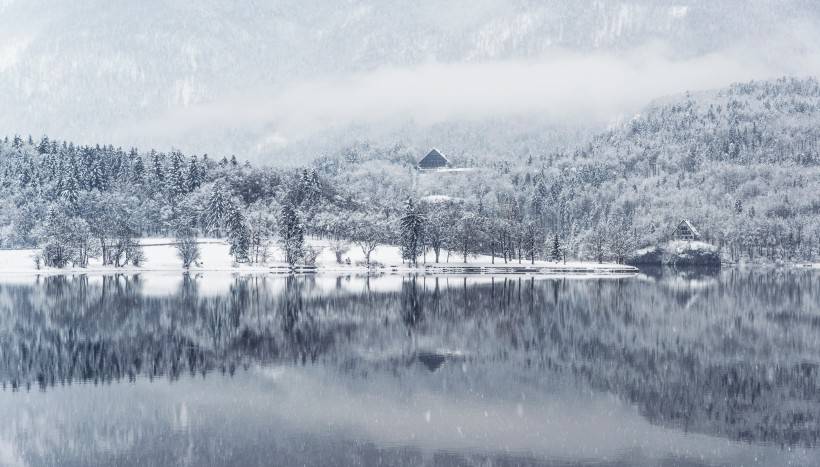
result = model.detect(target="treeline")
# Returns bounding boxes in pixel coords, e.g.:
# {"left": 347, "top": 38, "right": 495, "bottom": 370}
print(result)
{"left": 0, "top": 135, "right": 629, "bottom": 268}
{"left": 2, "top": 77, "right": 820, "bottom": 267}
{"left": 0, "top": 135, "right": 279, "bottom": 266}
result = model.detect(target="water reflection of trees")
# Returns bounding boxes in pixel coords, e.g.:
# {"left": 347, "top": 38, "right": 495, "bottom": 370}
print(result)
{"left": 2, "top": 270, "right": 820, "bottom": 447}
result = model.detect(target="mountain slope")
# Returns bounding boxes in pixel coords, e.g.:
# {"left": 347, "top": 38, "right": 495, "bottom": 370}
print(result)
{"left": 2, "top": 0, "right": 820, "bottom": 162}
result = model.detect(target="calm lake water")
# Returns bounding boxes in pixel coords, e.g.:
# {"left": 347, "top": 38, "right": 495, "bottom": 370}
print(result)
{"left": 1, "top": 269, "right": 820, "bottom": 467}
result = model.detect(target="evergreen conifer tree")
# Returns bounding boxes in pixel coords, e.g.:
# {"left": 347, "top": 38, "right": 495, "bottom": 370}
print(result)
{"left": 206, "top": 183, "right": 230, "bottom": 236}
{"left": 400, "top": 198, "right": 425, "bottom": 266}
{"left": 61, "top": 175, "right": 80, "bottom": 210}
{"left": 131, "top": 156, "right": 145, "bottom": 185}
{"left": 187, "top": 156, "right": 202, "bottom": 191}
{"left": 227, "top": 207, "right": 250, "bottom": 262}
{"left": 551, "top": 233, "right": 561, "bottom": 262}
{"left": 89, "top": 157, "right": 106, "bottom": 191}
{"left": 151, "top": 151, "right": 164, "bottom": 182}
{"left": 37, "top": 136, "right": 50, "bottom": 154}
{"left": 279, "top": 203, "right": 304, "bottom": 266}
{"left": 169, "top": 151, "right": 187, "bottom": 198}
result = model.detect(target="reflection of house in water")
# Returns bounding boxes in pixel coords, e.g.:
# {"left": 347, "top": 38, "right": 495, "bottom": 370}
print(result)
{"left": 415, "top": 351, "right": 448, "bottom": 372}
{"left": 641, "top": 266, "right": 720, "bottom": 308}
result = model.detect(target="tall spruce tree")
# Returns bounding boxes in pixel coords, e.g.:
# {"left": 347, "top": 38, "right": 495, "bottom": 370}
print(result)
{"left": 131, "top": 156, "right": 145, "bottom": 185}
{"left": 551, "top": 233, "right": 561, "bottom": 262}
{"left": 206, "top": 183, "right": 231, "bottom": 236}
{"left": 400, "top": 198, "right": 425, "bottom": 266}
{"left": 169, "top": 151, "right": 187, "bottom": 198}
{"left": 227, "top": 207, "right": 250, "bottom": 262}
{"left": 61, "top": 174, "right": 80, "bottom": 210}
{"left": 279, "top": 203, "right": 304, "bottom": 267}
{"left": 150, "top": 151, "right": 164, "bottom": 183}
{"left": 187, "top": 156, "right": 202, "bottom": 192}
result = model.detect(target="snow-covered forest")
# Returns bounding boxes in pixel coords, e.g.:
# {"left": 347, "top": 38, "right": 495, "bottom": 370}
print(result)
{"left": 1, "top": 77, "right": 819, "bottom": 268}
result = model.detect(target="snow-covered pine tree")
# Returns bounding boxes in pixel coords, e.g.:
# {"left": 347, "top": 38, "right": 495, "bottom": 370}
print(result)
{"left": 400, "top": 198, "right": 425, "bottom": 266}
{"left": 206, "top": 183, "right": 231, "bottom": 236}
{"left": 168, "top": 151, "right": 187, "bottom": 198}
{"left": 226, "top": 206, "right": 250, "bottom": 262}
{"left": 279, "top": 203, "right": 304, "bottom": 267}
{"left": 61, "top": 174, "right": 80, "bottom": 210}
{"left": 89, "top": 156, "right": 107, "bottom": 191}
{"left": 131, "top": 156, "right": 145, "bottom": 185}
{"left": 302, "top": 169, "right": 322, "bottom": 205}
{"left": 186, "top": 156, "right": 202, "bottom": 192}
{"left": 150, "top": 150, "right": 164, "bottom": 183}
{"left": 551, "top": 233, "right": 561, "bottom": 262}
{"left": 37, "top": 136, "right": 50, "bottom": 155}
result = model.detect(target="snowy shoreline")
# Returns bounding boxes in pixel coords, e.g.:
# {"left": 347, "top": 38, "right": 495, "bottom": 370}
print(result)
{"left": 1, "top": 238, "right": 815, "bottom": 277}
{"left": 0, "top": 238, "right": 639, "bottom": 276}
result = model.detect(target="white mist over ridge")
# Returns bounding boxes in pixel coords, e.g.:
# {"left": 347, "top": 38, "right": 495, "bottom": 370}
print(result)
{"left": 1, "top": 0, "right": 819, "bottom": 162}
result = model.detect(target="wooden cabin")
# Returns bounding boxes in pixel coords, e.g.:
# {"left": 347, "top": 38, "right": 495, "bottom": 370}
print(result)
{"left": 418, "top": 148, "right": 449, "bottom": 170}
{"left": 672, "top": 219, "right": 701, "bottom": 241}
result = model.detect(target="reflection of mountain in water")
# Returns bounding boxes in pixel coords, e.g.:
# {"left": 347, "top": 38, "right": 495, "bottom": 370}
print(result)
{"left": 1, "top": 270, "right": 820, "bottom": 447}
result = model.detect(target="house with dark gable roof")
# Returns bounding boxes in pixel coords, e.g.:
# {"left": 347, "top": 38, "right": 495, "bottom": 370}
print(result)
{"left": 417, "top": 148, "right": 449, "bottom": 170}
{"left": 672, "top": 219, "right": 701, "bottom": 241}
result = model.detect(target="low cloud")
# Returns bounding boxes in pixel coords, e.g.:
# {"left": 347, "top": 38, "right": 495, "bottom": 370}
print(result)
{"left": 123, "top": 41, "right": 820, "bottom": 152}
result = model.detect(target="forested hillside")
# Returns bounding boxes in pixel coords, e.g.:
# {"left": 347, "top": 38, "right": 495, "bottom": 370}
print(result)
{"left": 314, "top": 77, "right": 820, "bottom": 263}
{"left": 0, "top": 77, "right": 818, "bottom": 267}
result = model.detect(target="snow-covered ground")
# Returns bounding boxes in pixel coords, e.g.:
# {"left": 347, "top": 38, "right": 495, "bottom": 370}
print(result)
{"left": 0, "top": 237, "right": 636, "bottom": 275}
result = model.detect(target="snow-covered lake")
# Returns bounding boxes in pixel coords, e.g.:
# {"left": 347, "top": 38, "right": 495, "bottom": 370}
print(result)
{"left": 1, "top": 268, "right": 820, "bottom": 467}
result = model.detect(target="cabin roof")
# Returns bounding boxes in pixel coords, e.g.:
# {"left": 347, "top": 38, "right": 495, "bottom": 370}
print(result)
{"left": 418, "top": 148, "right": 449, "bottom": 167}
{"left": 674, "top": 219, "right": 700, "bottom": 238}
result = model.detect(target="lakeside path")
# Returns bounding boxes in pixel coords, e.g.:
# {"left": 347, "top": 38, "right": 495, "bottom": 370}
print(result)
{"left": 0, "top": 238, "right": 638, "bottom": 275}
